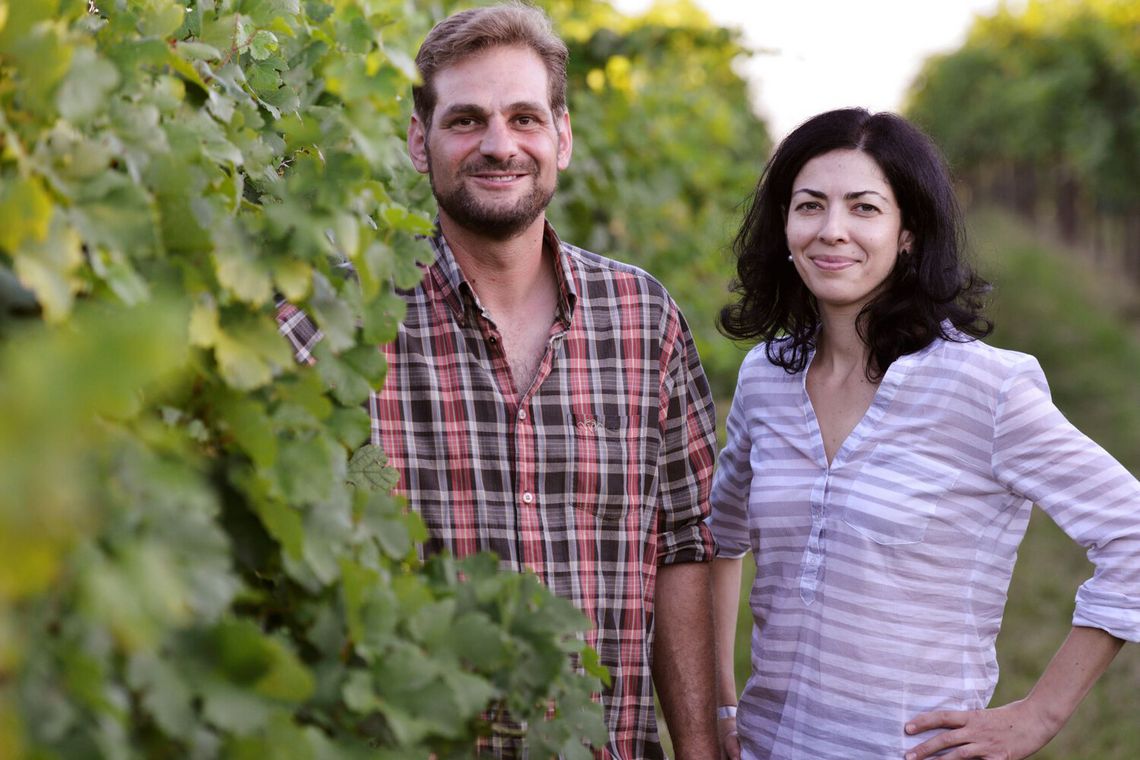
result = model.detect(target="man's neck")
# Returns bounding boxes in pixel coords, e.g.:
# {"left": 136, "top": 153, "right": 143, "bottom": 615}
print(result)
{"left": 439, "top": 214, "right": 554, "bottom": 315}
{"left": 439, "top": 213, "right": 560, "bottom": 392}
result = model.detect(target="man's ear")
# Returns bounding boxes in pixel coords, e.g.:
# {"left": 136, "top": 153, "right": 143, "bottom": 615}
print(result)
{"left": 556, "top": 109, "right": 572, "bottom": 171}
{"left": 407, "top": 113, "right": 430, "bottom": 174}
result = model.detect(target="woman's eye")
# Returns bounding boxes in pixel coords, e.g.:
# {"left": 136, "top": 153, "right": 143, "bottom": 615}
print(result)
{"left": 854, "top": 202, "right": 880, "bottom": 214}
{"left": 795, "top": 201, "right": 821, "bottom": 212}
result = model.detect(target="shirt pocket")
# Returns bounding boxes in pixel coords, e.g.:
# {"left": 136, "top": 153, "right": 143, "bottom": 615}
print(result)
{"left": 569, "top": 413, "right": 648, "bottom": 523}
{"left": 839, "top": 445, "right": 961, "bottom": 545}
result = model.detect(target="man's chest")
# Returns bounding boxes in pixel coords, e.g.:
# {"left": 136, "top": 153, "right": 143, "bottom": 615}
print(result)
{"left": 368, "top": 324, "right": 666, "bottom": 549}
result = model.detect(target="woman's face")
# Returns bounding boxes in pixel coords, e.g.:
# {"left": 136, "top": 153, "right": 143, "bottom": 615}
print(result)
{"left": 785, "top": 149, "right": 913, "bottom": 318}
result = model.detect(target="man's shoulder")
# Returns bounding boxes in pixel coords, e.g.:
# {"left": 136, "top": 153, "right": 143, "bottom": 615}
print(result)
{"left": 559, "top": 240, "right": 674, "bottom": 304}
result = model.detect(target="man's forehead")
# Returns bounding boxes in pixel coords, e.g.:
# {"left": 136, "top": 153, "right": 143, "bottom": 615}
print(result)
{"left": 430, "top": 45, "right": 550, "bottom": 101}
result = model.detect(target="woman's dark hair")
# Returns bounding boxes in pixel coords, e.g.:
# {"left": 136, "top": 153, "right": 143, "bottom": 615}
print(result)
{"left": 719, "top": 108, "right": 992, "bottom": 380}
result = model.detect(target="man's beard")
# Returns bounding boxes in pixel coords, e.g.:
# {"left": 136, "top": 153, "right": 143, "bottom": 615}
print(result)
{"left": 428, "top": 155, "right": 557, "bottom": 241}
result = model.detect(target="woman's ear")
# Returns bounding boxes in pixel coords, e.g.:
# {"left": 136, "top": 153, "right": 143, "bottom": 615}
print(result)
{"left": 899, "top": 229, "right": 915, "bottom": 254}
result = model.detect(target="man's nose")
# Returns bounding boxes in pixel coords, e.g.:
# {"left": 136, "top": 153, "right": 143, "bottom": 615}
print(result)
{"left": 480, "top": 118, "right": 518, "bottom": 162}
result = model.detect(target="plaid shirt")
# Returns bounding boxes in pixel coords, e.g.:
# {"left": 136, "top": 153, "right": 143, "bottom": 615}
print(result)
{"left": 278, "top": 223, "right": 717, "bottom": 759}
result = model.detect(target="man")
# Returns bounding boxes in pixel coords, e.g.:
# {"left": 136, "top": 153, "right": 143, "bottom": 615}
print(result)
{"left": 280, "top": 5, "right": 719, "bottom": 758}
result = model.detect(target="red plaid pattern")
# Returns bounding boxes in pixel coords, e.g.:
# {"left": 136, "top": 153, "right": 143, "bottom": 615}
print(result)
{"left": 278, "top": 223, "right": 717, "bottom": 759}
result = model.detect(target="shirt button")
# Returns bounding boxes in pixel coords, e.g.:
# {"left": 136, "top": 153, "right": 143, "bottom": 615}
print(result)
{"left": 522, "top": 492, "right": 534, "bottom": 504}
{"left": 518, "top": 409, "right": 527, "bottom": 421}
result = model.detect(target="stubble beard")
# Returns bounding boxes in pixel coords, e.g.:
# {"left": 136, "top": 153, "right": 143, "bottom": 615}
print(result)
{"left": 427, "top": 151, "right": 557, "bottom": 241}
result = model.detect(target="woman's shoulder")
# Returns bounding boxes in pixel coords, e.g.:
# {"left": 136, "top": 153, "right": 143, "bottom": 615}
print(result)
{"left": 922, "top": 332, "right": 1045, "bottom": 386}
{"left": 741, "top": 338, "right": 802, "bottom": 372}
{"left": 731, "top": 339, "right": 805, "bottom": 393}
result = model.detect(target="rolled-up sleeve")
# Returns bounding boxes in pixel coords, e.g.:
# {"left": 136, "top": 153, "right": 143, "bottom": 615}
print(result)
{"left": 655, "top": 306, "right": 717, "bottom": 565}
{"left": 993, "top": 357, "right": 1140, "bottom": 641}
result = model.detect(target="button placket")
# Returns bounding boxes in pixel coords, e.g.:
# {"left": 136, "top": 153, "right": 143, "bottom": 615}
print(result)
{"left": 800, "top": 473, "right": 829, "bottom": 604}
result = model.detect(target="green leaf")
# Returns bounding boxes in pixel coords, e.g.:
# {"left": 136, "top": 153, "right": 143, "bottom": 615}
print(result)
{"left": 250, "top": 30, "right": 278, "bottom": 61}
{"left": 327, "top": 406, "right": 370, "bottom": 448}
{"left": 443, "top": 671, "right": 497, "bottom": 720}
{"left": 88, "top": 248, "right": 152, "bottom": 305}
{"left": 0, "top": 22, "right": 73, "bottom": 107}
{"left": 243, "top": 0, "right": 301, "bottom": 27}
{"left": 308, "top": 272, "right": 356, "bottom": 352}
{"left": 252, "top": 492, "right": 305, "bottom": 560}
{"left": 275, "top": 434, "right": 339, "bottom": 506}
{"left": 277, "top": 370, "right": 333, "bottom": 421}
{"left": 359, "top": 494, "right": 412, "bottom": 560}
{"left": 223, "top": 713, "right": 316, "bottom": 760}
{"left": 341, "top": 669, "right": 380, "bottom": 713}
{"left": 246, "top": 61, "right": 281, "bottom": 95}
{"left": 272, "top": 257, "right": 312, "bottom": 302}
{"left": 200, "top": 680, "right": 274, "bottom": 735}
{"left": 341, "top": 343, "right": 386, "bottom": 384}
{"left": 189, "top": 296, "right": 222, "bottom": 348}
{"left": 176, "top": 40, "right": 223, "bottom": 61}
{"left": 313, "top": 345, "right": 372, "bottom": 407}
{"left": 214, "top": 240, "right": 274, "bottom": 305}
{"left": 214, "top": 311, "right": 292, "bottom": 390}
{"left": 254, "top": 639, "right": 315, "bottom": 702}
{"left": 216, "top": 394, "right": 277, "bottom": 468}
{"left": 405, "top": 599, "right": 456, "bottom": 650}
{"left": 300, "top": 489, "right": 353, "bottom": 585}
{"left": 362, "top": 288, "right": 407, "bottom": 345}
{"left": 141, "top": 0, "right": 186, "bottom": 38}
{"left": 127, "top": 653, "right": 196, "bottom": 739}
{"left": 11, "top": 212, "right": 83, "bottom": 323}
{"left": 448, "top": 612, "right": 508, "bottom": 670}
{"left": 0, "top": 176, "right": 53, "bottom": 253}
{"left": 340, "top": 559, "right": 380, "bottom": 646}
{"left": 70, "top": 173, "right": 161, "bottom": 261}
{"left": 347, "top": 445, "right": 398, "bottom": 492}
{"left": 56, "top": 47, "right": 121, "bottom": 123}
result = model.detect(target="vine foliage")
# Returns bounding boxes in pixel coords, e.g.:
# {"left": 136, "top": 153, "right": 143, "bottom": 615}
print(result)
{"left": 0, "top": 0, "right": 607, "bottom": 757}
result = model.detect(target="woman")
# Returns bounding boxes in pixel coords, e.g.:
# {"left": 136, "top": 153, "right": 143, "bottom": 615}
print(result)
{"left": 710, "top": 108, "right": 1139, "bottom": 760}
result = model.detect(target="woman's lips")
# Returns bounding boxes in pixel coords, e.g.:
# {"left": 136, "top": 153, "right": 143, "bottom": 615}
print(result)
{"left": 809, "top": 255, "right": 857, "bottom": 271}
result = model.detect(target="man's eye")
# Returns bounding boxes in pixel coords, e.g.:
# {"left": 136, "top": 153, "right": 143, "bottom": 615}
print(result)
{"left": 516, "top": 115, "right": 536, "bottom": 126}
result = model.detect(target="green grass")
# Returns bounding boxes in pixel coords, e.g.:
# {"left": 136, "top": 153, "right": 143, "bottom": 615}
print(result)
{"left": 695, "top": 207, "right": 1140, "bottom": 758}
{"left": 972, "top": 208, "right": 1140, "bottom": 759}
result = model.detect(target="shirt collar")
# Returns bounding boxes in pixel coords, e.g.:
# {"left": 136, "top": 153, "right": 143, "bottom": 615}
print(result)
{"left": 427, "top": 220, "right": 578, "bottom": 329}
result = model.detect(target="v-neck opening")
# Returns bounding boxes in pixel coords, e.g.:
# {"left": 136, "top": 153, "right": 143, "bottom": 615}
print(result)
{"left": 801, "top": 348, "right": 910, "bottom": 469}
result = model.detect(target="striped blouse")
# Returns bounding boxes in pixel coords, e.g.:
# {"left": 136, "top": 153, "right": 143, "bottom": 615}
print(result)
{"left": 709, "top": 332, "right": 1140, "bottom": 759}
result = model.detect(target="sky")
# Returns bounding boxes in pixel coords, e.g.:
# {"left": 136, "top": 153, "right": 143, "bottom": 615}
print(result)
{"left": 612, "top": 0, "right": 1011, "bottom": 140}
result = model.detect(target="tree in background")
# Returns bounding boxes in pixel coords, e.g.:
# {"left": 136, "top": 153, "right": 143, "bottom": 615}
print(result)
{"left": 905, "top": 0, "right": 1140, "bottom": 279}
{"left": 551, "top": 0, "right": 772, "bottom": 398}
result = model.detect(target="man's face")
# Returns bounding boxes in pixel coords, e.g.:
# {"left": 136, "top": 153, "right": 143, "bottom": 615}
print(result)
{"left": 407, "top": 45, "right": 572, "bottom": 240}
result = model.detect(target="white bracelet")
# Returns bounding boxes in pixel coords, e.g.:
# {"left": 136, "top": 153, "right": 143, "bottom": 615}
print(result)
{"left": 717, "top": 705, "right": 737, "bottom": 720}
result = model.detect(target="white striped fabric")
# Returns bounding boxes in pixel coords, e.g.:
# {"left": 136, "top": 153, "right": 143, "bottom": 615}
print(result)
{"left": 710, "top": 333, "right": 1140, "bottom": 759}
